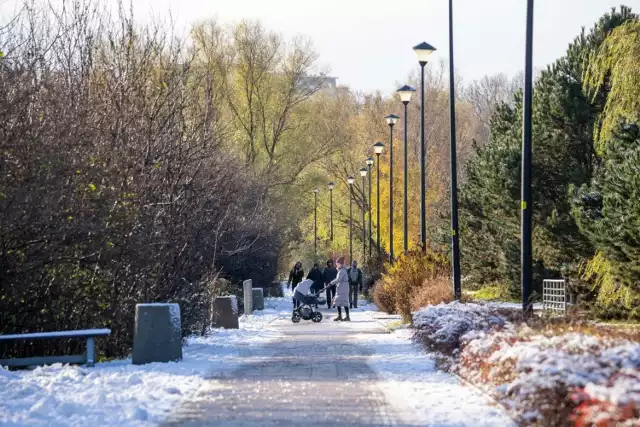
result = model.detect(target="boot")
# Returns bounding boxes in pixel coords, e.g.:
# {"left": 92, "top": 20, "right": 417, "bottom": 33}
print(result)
{"left": 343, "top": 316, "right": 351, "bottom": 322}
{"left": 333, "top": 316, "right": 343, "bottom": 322}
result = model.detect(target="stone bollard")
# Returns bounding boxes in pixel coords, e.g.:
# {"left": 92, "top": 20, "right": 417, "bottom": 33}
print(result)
{"left": 133, "top": 303, "right": 182, "bottom": 365}
{"left": 243, "top": 279, "right": 253, "bottom": 314}
{"left": 212, "top": 296, "right": 239, "bottom": 329}
{"left": 252, "top": 288, "right": 264, "bottom": 310}
{"left": 267, "top": 281, "right": 284, "bottom": 298}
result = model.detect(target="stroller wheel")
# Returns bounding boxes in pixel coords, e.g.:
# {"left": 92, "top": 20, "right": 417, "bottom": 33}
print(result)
{"left": 291, "top": 312, "right": 302, "bottom": 323}
{"left": 311, "top": 311, "right": 323, "bottom": 323}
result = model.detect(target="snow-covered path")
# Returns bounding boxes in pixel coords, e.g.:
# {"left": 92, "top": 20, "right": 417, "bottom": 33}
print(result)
{"left": 162, "top": 305, "right": 513, "bottom": 427}
{"left": 1, "top": 293, "right": 514, "bottom": 426}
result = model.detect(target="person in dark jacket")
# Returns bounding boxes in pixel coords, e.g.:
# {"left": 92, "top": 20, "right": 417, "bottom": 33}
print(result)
{"left": 306, "top": 262, "right": 324, "bottom": 308}
{"left": 322, "top": 259, "right": 338, "bottom": 309}
{"left": 347, "top": 260, "right": 363, "bottom": 308}
{"left": 287, "top": 262, "right": 304, "bottom": 289}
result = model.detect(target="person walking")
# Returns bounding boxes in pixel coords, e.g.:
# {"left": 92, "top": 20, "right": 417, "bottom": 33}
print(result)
{"left": 306, "top": 262, "right": 324, "bottom": 308}
{"left": 330, "top": 257, "right": 351, "bottom": 321}
{"left": 287, "top": 262, "right": 304, "bottom": 290}
{"left": 347, "top": 260, "right": 363, "bottom": 309}
{"left": 287, "top": 261, "right": 304, "bottom": 309}
{"left": 322, "top": 259, "right": 337, "bottom": 309}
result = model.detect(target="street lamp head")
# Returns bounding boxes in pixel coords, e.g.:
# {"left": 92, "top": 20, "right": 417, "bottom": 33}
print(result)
{"left": 328, "top": 182, "right": 335, "bottom": 190}
{"left": 397, "top": 85, "right": 416, "bottom": 104}
{"left": 313, "top": 187, "right": 319, "bottom": 193}
{"left": 359, "top": 167, "right": 368, "bottom": 177}
{"left": 365, "top": 157, "right": 374, "bottom": 166}
{"left": 373, "top": 142, "right": 385, "bottom": 155}
{"left": 413, "top": 41, "right": 437, "bottom": 65}
{"left": 347, "top": 176, "right": 355, "bottom": 185}
{"left": 384, "top": 113, "right": 400, "bottom": 126}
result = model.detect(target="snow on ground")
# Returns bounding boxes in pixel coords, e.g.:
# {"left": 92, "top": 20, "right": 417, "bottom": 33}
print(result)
{"left": 356, "top": 305, "right": 516, "bottom": 427}
{"left": 412, "top": 301, "right": 640, "bottom": 425}
{"left": 0, "top": 292, "right": 291, "bottom": 427}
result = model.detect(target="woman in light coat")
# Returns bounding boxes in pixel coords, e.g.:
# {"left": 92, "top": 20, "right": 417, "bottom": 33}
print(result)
{"left": 330, "top": 257, "right": 351, "bottom": 321}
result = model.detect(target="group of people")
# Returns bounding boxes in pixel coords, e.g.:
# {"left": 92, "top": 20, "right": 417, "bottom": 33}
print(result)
{"left": 287, "top": 257, "right": 363, "bottom": 321}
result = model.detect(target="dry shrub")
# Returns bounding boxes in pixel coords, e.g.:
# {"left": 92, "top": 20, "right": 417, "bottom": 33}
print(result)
{"left": 411, "top": 276, "right": 454, "bottom": 311}
{"left": 373, "top": 282, "right": 396, "bottom": 314}
{"left": 378, "top": 250, "right": 450, "bottom": 322}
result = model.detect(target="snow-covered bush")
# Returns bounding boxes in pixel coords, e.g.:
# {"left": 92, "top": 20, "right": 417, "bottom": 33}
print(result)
{"left": 412, "top": 302, "right": 640, "bottom": 426}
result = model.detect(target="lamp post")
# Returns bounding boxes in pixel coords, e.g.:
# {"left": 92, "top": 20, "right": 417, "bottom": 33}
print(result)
{"left": 365, "top": 157, "right": 374, "bottom": 260}
{"left": 448, "top": 0, "right": 462, "bottom": 300}
{"left": 313, "top": 188, "right": 319, "bottom": 257}
{"left": 397, "top": 85, "right": 415, "bottom": 255}
{"left": 413, "top": 41, "right": 437, "bottom": 252}
{"left": 373, "top": 142, "right": 385, "bottom": 255}
{"left": 328, "top": 182, "right": 335, "bottom": 241}
{"left": 347, "top": 176, "right": 355, "bottom": 263}
{"left": 384, "top": 114, "right": 400, "bottom": 263}
{"left": 522, "top": 0, "right": 534, "bottom": 316}
{"left": 359, "top": 168, "right": 368, "bottom": 262}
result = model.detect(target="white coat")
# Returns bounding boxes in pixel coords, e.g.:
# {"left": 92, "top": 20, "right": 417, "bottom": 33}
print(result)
{"left": 331, "top": 267, "right": 350, "bottom": 307}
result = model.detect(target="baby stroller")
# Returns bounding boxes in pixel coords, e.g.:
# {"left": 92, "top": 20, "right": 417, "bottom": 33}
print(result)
{"left": 291, "top": 285, "right": 330, "bottom": 323}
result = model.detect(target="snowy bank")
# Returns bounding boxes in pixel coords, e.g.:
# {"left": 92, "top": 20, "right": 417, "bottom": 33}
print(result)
{"left": 412, "top": 302, "right": 640, "bottom": 426}
{"left": 0, "top": 295, "right": 291, "bottom": 427}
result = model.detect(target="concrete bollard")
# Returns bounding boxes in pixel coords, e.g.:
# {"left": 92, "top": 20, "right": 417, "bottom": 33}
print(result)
{"left": 243, "top": 279, "right": 253, "bottom": 314}
{"left": 212, "top": 296, "right": 239, "bottom": 329}
{"left": 133, "top": 303, "right": 182, "bottom": 365}
{"left": 267, "top": 281, "right": 284, "bottom": 298}
{"left": 252, "top": 288, "right": 264, "bottom": 310}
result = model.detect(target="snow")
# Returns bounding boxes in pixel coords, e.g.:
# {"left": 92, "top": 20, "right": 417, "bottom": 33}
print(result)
{"left": 412, "top": 301, "right": 640, "bottom": 425}
{"left": 0, "top": 294, "right": 289, "bottom": 427}
{"left": 0, "top": 284, "right": 520, "bottom": 427}
{"left": 357, "top": 306, "right": 515, "bottom": 427}
{"left": 0, "top": 329, "right": 112, "bottom": 340}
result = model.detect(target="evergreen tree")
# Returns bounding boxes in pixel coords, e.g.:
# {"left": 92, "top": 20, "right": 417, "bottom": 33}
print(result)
{"left": 458, "top": 7, "right": 636, "bottom": 299}
{"left": 573, "top": 122, "right": 640, "bottom": 319}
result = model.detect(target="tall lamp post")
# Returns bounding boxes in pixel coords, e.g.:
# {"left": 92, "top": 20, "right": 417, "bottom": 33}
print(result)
{"left": 413, "top": 41, "right": 437, "bottom": 252}
{"left": 313, "top": 187, "right": 319, "bottom": 257}
{"left": 365, "top": 157, "right": 374, "bottom": 259}
{"left": 521, "top": 0, "right": 534, "bottom": 316}
{"left": 359, "top": 168, "right": 368, "bottom": 262}
{"left": 328, "top": 182, "right": 335, "bottom": 241}
{"left": 397, "top": 85, "right": 415, "bottom": 255}
{"left": 347, "top": 176, "right": 355, "bottom": 263}
{"left": 373, "top": 142, "right": 385, "bottom": 255}
{"left": 448, "top": 0, "right": 462, "bottom": 300}
{"left": 384, "top": 114, "right": 400, "bottom": 263}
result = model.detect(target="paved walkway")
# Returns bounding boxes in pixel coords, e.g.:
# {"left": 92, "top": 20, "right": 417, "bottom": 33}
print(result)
{"left": 163, "top": 307, "right": 507, "bottom": 427}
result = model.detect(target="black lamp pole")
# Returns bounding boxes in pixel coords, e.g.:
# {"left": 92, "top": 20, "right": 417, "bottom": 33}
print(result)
{"left": 373, "top": 142, "right": 384, "bottom": 255}
{"left": 385, "top": 114, "right": 399, "bottom": 263}
{"left": 413, "top": 42, "right": 437, "bottom": 252}
{"left": 448, "top": 0, "right": 461, "bottom": 300}
{"left": 366, "top": 158, "right": 374, "bottom": 260}
{"left": 313, "top": 188, "right": 318, "bottom": 257}
{"left": 360, "top": 168, "right": 368, "bottom": 262}
{"left": 397, "top": 85, "right": 415, "bottom": 255}
{"left": 348, "top": 176, "right": 355, "bottom": 262}
{"left": 328, "top": 182, "right": 335, "bottom": 241}
{"left": 522, "top": 0, "right": 534, "bottom": 316}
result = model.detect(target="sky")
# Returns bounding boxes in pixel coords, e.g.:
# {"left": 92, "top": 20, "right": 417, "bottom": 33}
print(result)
{"left": 2, "top": 0, "right": 640, "bottom": 94}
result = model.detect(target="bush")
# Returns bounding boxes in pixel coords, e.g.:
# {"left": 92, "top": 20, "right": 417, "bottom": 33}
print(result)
{"left": 372, "top": 282, "right": 396, "bottom": 315}
{"left": 472, "top": 282, "right": 514, "bottom": 301}
{"left": 376, "top": 250, "right": 450, "bottom": 323}
{"left": 411, "top": 276, "right": 454, "bottom": 311}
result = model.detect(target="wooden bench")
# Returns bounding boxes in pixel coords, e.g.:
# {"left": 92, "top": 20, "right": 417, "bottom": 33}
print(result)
{"left": 0, "top": 329, "right": 111, "bottom": 368}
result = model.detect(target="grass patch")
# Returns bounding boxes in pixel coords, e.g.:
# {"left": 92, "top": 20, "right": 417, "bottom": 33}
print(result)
{"left": 472, "top": 283, "right": 517, "bottom": 302}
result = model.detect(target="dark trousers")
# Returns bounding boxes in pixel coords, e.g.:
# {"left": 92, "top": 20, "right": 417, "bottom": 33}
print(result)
{"left": 349, "top": 285, "right": 359, "bottom": 308}
{"left": 326, "top": 285, "right": 336, "bottom": 308}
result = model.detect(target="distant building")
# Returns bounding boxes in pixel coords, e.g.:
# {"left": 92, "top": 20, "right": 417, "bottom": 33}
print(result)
{"left": 298, "top": 75, "right": 339, "bottom": 95}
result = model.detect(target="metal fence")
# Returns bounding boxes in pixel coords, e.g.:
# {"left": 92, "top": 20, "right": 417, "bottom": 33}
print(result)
{"left": 542, "top": 279, "right": 567, "bottom": 314}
